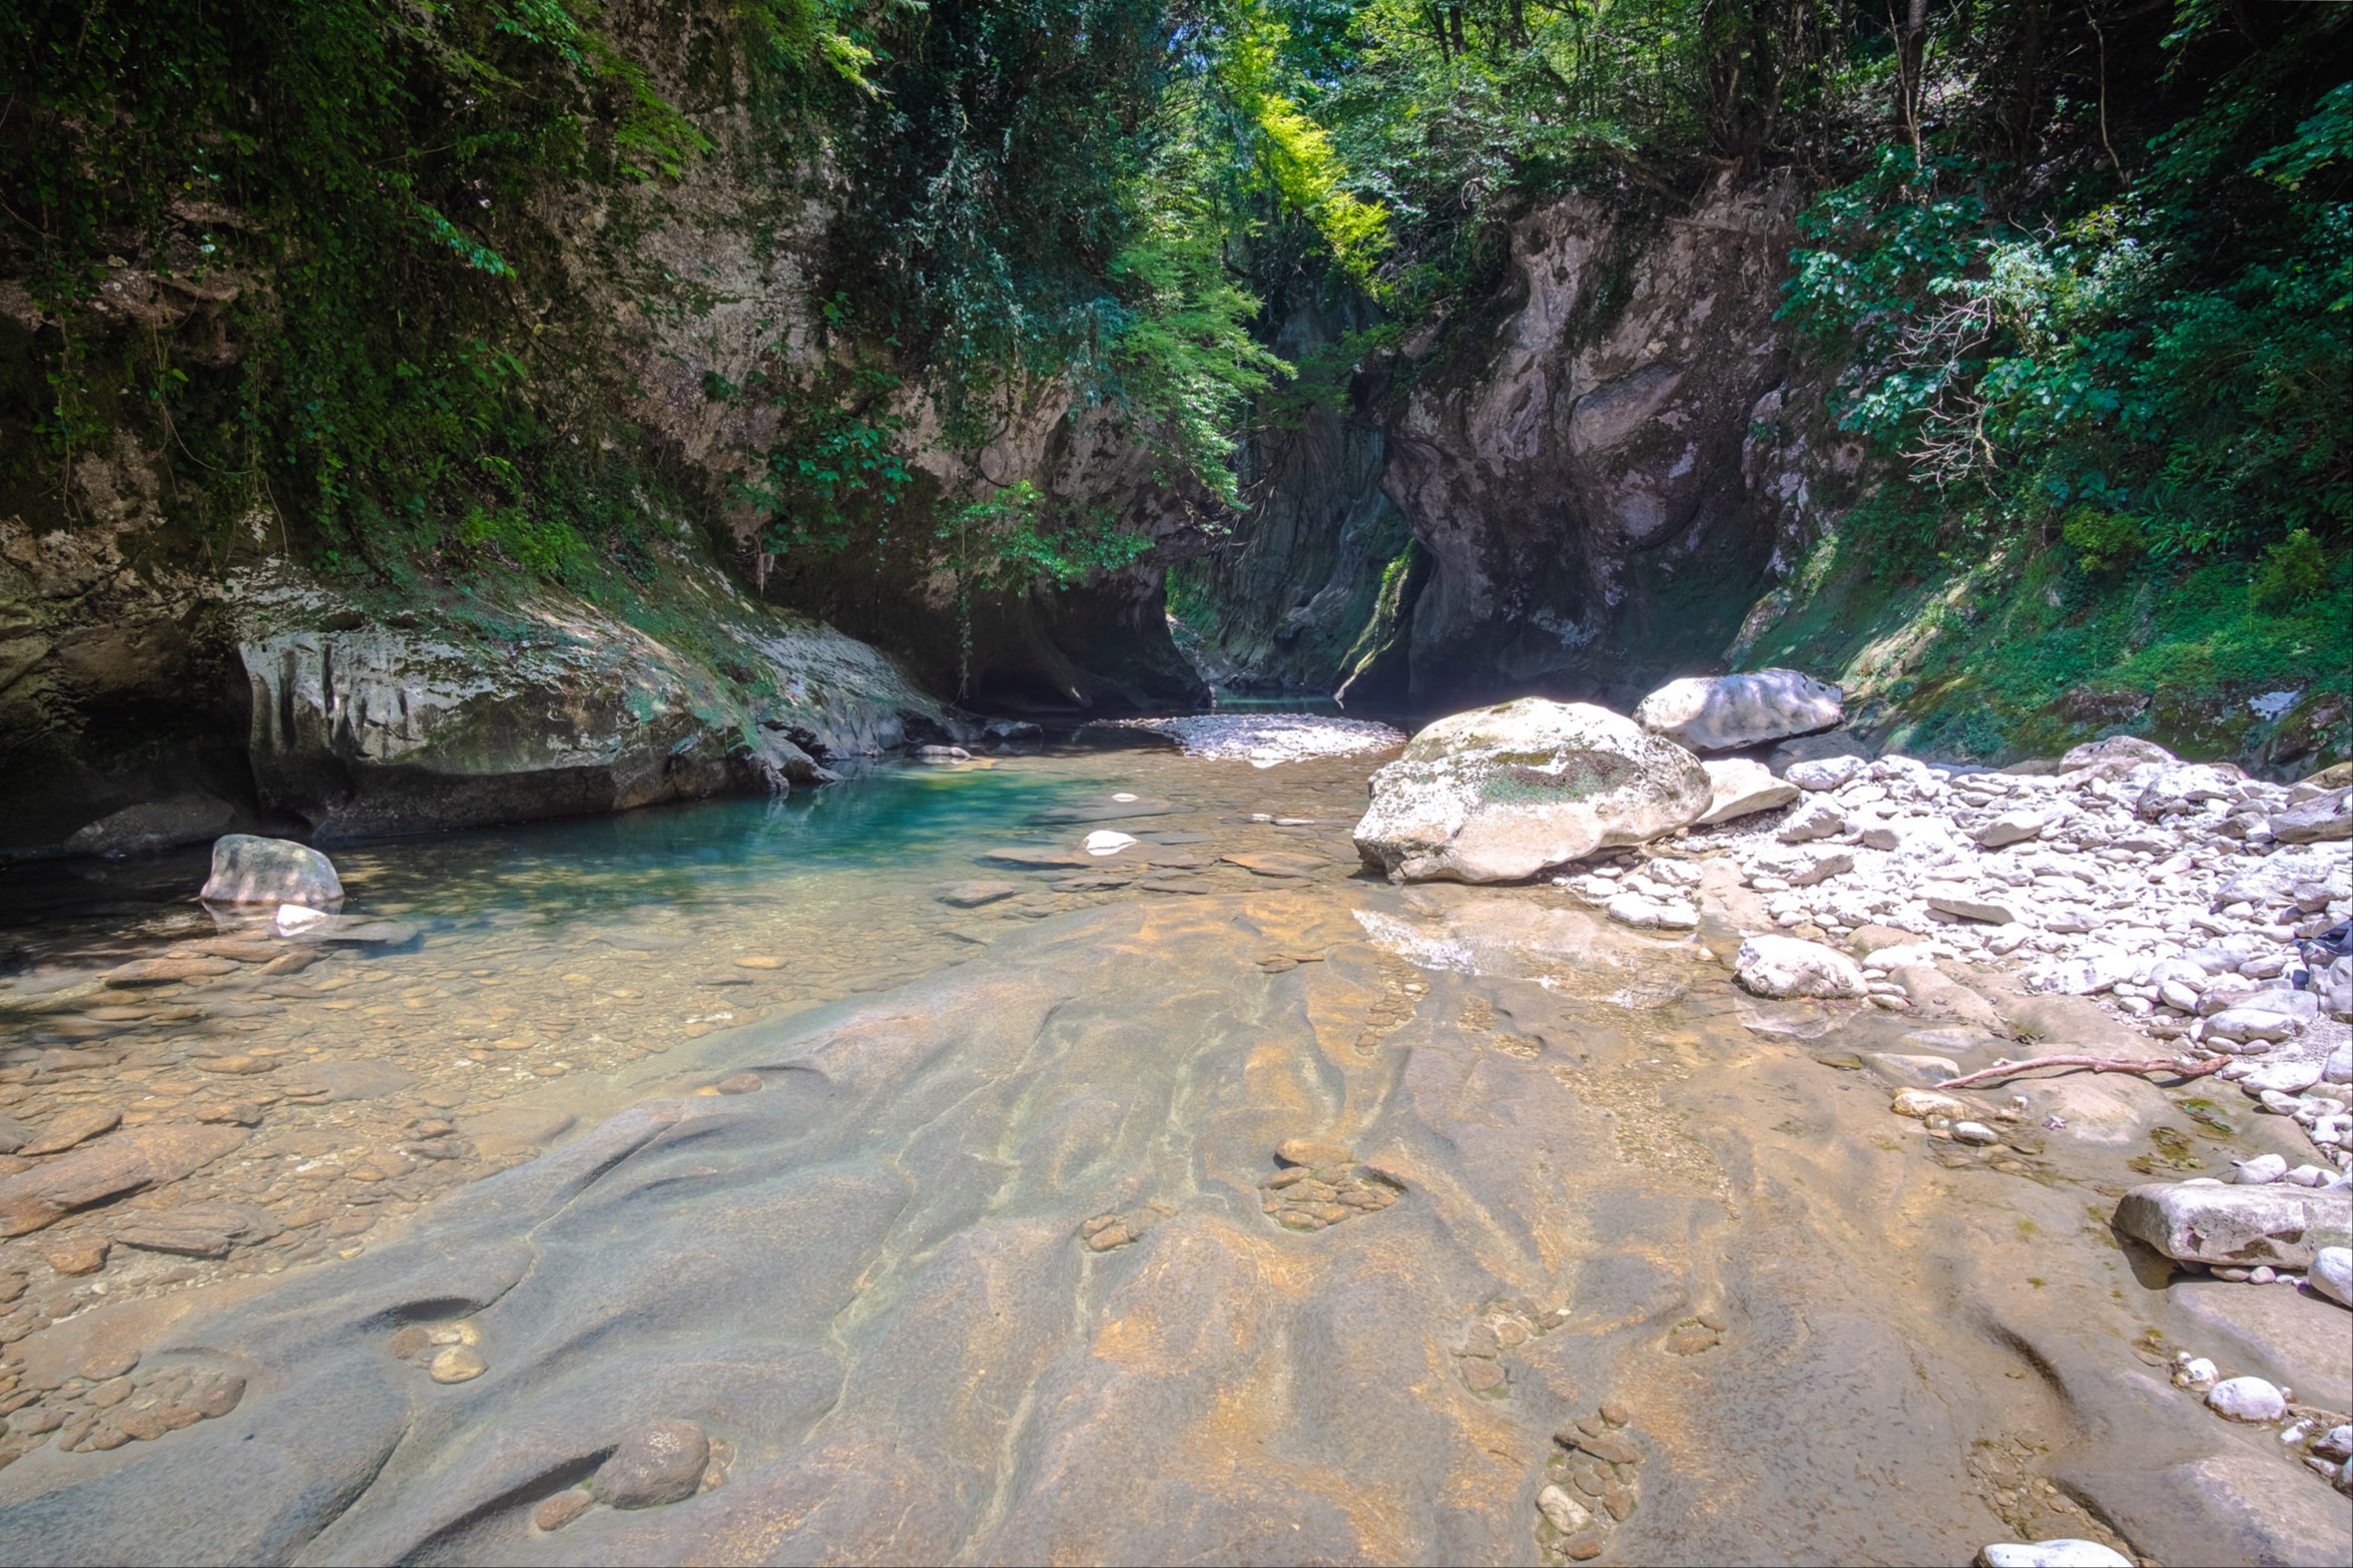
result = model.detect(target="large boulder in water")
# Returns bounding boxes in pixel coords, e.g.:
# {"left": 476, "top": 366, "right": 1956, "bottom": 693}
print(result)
{"left": 1633, "top": 669, "right": 1843, "bottom": 753}
{"left": 1353, "top": 699, "right": 1710, "bottom": 882}
{"left": 200, "top": 833, "right": 343, "bottom": 908}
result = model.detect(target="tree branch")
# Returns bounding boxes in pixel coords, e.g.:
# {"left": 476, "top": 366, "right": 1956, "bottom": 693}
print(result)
{"left": 1938, "top": 1054, "right": 2227, "bottom": 1091}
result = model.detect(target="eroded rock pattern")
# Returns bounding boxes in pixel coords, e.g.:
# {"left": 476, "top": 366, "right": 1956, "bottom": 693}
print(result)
{"left": 1, "top": 876, "right": 2346, "bottom": 1566}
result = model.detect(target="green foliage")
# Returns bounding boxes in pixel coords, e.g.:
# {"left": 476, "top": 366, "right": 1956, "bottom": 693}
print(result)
{"left": 931, "top": 480, "right": 1151, "bottom": 693}
{"left": 1749, "top": 526, "right": 2353, "bottom": 767}
{"left": 1781, "top": 5, "right": 2351, "bottom": 585}
{"left": 2250, "top": 529, "right": 2326, "bottom": 615}
{"left": 1, "top": 0, "right": 869, "bottom": 581}
{"left": 2062, "top": 508, "right": 2145, "bottom": 575}
{"left": 742, "top": 348, "right": 915, "bottom": 560}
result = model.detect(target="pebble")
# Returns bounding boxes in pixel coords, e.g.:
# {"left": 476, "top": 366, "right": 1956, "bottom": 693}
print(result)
{"left": 712, "top": 1073, "right": 763, "bottom": 1096}
{"left": 428, "top": 1346, "right": 486, "bottom": 1383}
{"left": 535, "top": 1489, "right": 593, "bottom": 1531}
{"left": 1952, "top": 1121, "right": 2001, "bottom": 1146}
{"left": 1536, "top": 1483, "right": 1591, "bottom": 1534}
{"left": 591, "top": 1418, "right": 710, "bottom": 1508}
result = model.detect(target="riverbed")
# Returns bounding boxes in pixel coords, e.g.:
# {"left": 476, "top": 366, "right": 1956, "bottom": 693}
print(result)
{"left": 0, "top": 736, "right": 2345, "bottom": 1565}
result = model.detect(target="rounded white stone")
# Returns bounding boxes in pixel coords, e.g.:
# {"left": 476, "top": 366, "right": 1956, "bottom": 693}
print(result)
{"left": 2206, "top": 1375, "right": 2287, "bottom": 1422}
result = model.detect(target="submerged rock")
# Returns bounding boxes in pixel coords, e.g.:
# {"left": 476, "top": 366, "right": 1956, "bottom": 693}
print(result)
{"left": 200, "top": 833, "right": 342, "bottom": 908}
{"left": 0, "top": 1124, "right": 249, "bottom": 1236}
{"left": 64, "top": 795, "right": 236, "bottom": 858}
{"left": 1353, "top": 699, "right": 1709, "bottom": 882}
{"left": 592, "top": 1419, "right": 710, "bottom": 1508}
{"left": 1633, "top": 670, "right": 1844, "bottom": 754}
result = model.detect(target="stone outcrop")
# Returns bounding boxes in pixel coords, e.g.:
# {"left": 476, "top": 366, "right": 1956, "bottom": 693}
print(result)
{"left": 228, "top": 566, "right": 942, "bottom": 839}
{"left": 0, "top": 531, "right": 951, "bottom": 852}
{"left": 1353, "top": 698, "right": 1710, "bottom": 882}
{"left": 1162, "top": 289, "right": 1411, "bottom": 701}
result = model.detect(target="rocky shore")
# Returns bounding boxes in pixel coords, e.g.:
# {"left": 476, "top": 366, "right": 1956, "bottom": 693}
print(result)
{"left": 1562, "top": 738, "right": 2353, "bottom": 1181}
{"left": 1348, "top": 677, "right": 2353, "bottom": 1523}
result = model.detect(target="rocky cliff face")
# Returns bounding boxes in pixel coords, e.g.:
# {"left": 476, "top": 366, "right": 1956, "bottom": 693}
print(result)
{"left": 1383, "top": 181, "right": 1796, "bottom": 711}
{"left": 0, "top": 511, "right": 944, "bottom": 854}
{"left": 1175, "top": 291, "right": 1409, "bottom": 702}
{"left": 1179, "top": 179, "right": 1801, "bottom": 716}
{"left": 554, "top": 71, "right": 1210, "bottom": 717}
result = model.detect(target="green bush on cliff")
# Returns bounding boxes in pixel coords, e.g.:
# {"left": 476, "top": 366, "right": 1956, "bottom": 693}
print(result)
{"left": 1780, "top": 6, "right": 2350, "bottom": 584}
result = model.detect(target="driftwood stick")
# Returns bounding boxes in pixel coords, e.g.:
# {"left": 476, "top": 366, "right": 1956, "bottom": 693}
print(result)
{"left": 1938, "top": 1054, "right": 2228, "bottom": 1092}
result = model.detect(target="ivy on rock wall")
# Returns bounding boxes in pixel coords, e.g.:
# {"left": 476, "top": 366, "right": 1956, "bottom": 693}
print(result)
{"left": 0, "top": 0, "right": 883, "bottom": 587}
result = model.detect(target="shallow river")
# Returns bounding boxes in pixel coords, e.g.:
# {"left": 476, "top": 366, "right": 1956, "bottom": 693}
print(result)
{"left": 0, "top": 737, "right": 2343, "bottom": 1565}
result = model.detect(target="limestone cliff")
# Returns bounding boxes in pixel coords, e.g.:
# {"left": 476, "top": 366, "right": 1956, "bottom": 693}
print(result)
{"left": 1181, "top": 179, "right": 1799, "bottom": 715}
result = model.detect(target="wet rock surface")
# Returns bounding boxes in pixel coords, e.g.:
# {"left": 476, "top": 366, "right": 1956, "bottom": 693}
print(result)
{"left": 0, "top": 740, "right": 2345, "bottom": 1566}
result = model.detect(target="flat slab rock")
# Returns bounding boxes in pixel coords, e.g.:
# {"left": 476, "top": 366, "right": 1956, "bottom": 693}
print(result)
{"left": 2113, "top": 1181, "right": 2353, "bottom": 1269}
{"left": 0, "top": 1125, "right": 249, "bottom": 1237}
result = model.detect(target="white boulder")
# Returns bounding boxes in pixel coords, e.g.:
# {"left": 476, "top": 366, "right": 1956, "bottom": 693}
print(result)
{"left": 1978, "top": 1542, "right": 2131, "bottom": 1568}
{"left": 1696, "top": 758, "right": 1799, "bottom": 824}
{"left": 1632, "top": 669, "right": 1844, "bottom": 754}
{"left": 2113, "top": 1181, "right": 2353, "bottom": 1268}
{"left": 2058, "top": 736, "right": 2175, "bottom": 777}
{"left": 200, "top": 834, "right": 343, "bottom": 908}
{"left": 2312, "top": 1246, "right": 2352, "bottom": 1307}
{"left": 2206, "top": 1375, "right": 2287, "bottom": 1423}
{"left": 1352, "top": 700, "right": 1710, "bottom": 883}
{"left": 1734, "top": 935, "right": 1867, "bottom": 1000}
{"left": 1785, "top": 756, "right": 1868, "bottom": 791}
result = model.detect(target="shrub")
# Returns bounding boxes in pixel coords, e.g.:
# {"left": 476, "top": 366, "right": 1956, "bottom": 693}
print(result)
{"left": 2249, "top": 529, "right": 2327, "bottom": 613}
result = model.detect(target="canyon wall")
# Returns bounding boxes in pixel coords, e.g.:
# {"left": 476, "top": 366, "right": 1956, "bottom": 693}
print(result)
{"left": 1182, "top": 179, "right": 1805, "bottom": 716}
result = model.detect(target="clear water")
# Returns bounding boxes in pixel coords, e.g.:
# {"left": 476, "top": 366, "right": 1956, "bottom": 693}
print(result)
{"left": 0, "top": 742, "right": 1380, "bottom": 1302}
